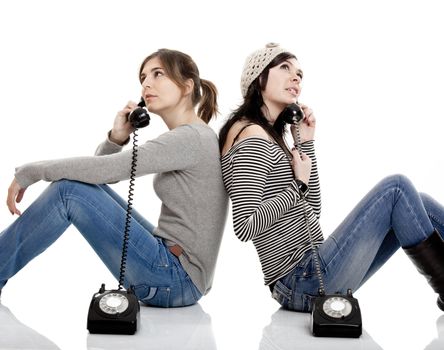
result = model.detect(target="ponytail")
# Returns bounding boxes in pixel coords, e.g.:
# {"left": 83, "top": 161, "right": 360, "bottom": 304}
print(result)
{"left": 197, "top": 79, "right": 219, "bottom": 123}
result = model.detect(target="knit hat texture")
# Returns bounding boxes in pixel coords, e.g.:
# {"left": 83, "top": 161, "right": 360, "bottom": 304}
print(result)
{"left": 240, "top": 42, "right": 287, "bottom": 97}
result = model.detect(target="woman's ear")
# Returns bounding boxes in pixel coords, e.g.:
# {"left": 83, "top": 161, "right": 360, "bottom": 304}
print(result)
{"left": 183, "top": 79, "right": 194, "bottom": 96}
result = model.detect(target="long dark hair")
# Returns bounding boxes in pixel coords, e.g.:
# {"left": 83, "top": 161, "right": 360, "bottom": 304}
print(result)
{"left": 219, "top": 52, "right": 296, "bottom": 155}
{"left": 139, "top": 49, "right": 218, "bottom": 123}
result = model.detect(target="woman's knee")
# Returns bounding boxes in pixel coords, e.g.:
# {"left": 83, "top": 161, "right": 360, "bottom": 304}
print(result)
{"left": 419, "top": 192, "right": 434, "bottom": 208}
{"left": 378, "top": 174, "right": 414, "bottom": 192}
{"left": 49, "top": 180, "right": 99, "bottom": 204}
{"left": 51, "top": 179, "right": 94, "bottom": 193}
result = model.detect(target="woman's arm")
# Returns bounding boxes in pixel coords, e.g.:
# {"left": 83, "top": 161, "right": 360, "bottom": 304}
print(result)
{"left": 300, "top": 140, "right": 321, "bottom": 218}
{"left": 94, "top": 131, "right": 129, "bottom": 156}
{"left": 14, "top": 125, "right": 201, "bottom": 189}
{"left": 228, "top": 139, "right": 305, "bottom": 242}
{"left": 95, "top": 101, "right": 137, "bottom": 156}
{"left": 290, "top": 104, "right": 321, "bottom": 217}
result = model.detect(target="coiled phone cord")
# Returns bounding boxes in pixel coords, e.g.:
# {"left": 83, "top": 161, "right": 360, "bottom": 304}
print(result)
{"left": 117, "top": 129, "right": 139, "bottom": 290}
{"left": 294, "top": 124, "right": 326, "bottom": 296}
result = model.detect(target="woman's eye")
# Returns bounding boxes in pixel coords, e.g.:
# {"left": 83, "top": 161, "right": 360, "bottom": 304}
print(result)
{"left": 154, "top": 70, "right": 164, "bottom": 77}
{"left": 280, "top": 64, "right": 290, "bottom": 70}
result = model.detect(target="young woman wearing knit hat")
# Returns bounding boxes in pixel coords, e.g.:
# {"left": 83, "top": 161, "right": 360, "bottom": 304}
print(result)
{"left": 1, "top": 48, "right": 228, "bottom": 306}
{"left": 219, "top": 43, "right": 444, "bottom": 312}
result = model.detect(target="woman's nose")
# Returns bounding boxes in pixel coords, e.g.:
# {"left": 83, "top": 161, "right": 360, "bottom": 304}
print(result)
{"left": 291, "top": 74, "right": 301, "bottom": 83}
{"left": 142, "top": 77, "right": 151, "bottom": 88}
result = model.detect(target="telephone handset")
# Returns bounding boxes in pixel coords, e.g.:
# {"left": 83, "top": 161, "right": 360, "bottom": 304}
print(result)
{"left": 279, "top": 103, "right": 305, "bottom": 152}
{"left": 280, "top": 103, "right": 304, "bottom": 125}
{"left": 128, "top": 98, "right": 150, "bottom": 128}
{"left": 87, "top": 97, "right": 150, "bottom": 335}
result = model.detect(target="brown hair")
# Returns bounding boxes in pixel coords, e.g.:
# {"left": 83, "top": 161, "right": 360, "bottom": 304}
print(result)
{"left": 139, "top": 49, "right": 218, "bottom": 123}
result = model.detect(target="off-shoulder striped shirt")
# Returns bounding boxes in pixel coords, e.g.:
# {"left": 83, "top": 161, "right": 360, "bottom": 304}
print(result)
{"left": 221, "top": 137, "right": 323, "bottom": 286}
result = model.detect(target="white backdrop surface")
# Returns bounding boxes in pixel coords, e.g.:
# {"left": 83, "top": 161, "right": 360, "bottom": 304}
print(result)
{"left": 1, "top": 1, "right": 444, "bottom": 349}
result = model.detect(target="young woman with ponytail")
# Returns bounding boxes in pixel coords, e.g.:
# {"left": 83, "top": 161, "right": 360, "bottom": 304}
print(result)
{"left": 1, "top": 48, "right": 228, "bottom": 307}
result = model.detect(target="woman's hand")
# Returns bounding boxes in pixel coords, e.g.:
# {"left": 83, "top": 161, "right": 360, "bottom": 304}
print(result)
{"left": 7, "top": 178, "right": 26, "bottom": 216}
{"left": 109, "top": 101, "right": 138, "bottom": 145}
{"left": 290, "top": 103, "right": 316, "bottom": 144}
{"left": 290, "top": 149, "right": 312, "bottom": 184}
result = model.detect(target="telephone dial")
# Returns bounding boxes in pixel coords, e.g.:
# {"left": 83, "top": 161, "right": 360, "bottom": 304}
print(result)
{"left": 87, "top": 98, "right": 150, "bottom": 335}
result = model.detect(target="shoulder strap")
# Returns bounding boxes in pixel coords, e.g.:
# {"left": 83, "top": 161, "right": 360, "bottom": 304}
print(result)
{"left": 232, "top": 123, "right": 256, "bottom": 147}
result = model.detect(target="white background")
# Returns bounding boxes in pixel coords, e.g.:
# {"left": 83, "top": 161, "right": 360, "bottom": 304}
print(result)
{"left": 1, "top": 1, "right": 444, "bottom": 349}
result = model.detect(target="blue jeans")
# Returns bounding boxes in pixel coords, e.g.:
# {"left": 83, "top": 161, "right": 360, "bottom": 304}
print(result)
{"left": 272, "top": 174, "right": 443, "bottom": 312}
{"left": 0, "top": 180, "right": 202, "bottom": 307}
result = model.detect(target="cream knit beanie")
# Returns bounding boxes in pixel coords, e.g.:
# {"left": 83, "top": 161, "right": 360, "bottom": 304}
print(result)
{"left": 240, "top": 42, "right": 287, "bottom": 97}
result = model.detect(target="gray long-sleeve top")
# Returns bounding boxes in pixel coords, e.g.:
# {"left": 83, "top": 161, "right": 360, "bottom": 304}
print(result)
{"left": 15, "top": 123, "right": 229, "bottom": 295}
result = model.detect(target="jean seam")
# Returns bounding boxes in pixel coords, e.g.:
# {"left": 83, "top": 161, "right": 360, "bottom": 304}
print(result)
{"left": 63, "top": 188, "right": 162, "bottom": 269}
{"left": 59, "top": 183, "right": 126, "bottom": 243}
{"left": 63, "top": 192, "right": 126, "bottom": 246}
{"left": 322, "top": 188, "right": 395, "bottom": 273}
{"left": 0, "top": 205, "right": 61, "bottom": 277}
{"left": 427, "top": 211, "right": 444, "bottom": 232}
{"left": 394, "top": 177, "right": 429, "bottom": 242}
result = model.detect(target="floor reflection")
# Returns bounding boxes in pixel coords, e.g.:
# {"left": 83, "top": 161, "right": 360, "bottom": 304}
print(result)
{"left": 259, "top": 308, "right": 383, "bottom": 350}
{"left": 87, "top": 303, "right": 217, "bottom": 350}
{"left": 0, "top": 304, "right": 61, "bottom": 349}
{"left": 424, "top": 315, "right": 444, "bottom": 349}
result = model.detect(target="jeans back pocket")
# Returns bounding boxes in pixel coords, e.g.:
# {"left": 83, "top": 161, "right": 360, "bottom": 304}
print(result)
{"left": 135, "top": 285, "right": 171, "bottom": 307}
{"left": 272, "top": 280, "right": 292, "bottom": 309}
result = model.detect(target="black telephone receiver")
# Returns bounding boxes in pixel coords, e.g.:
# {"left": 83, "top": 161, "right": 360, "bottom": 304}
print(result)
{"left": 279, "top": 103, "right": 305, "bottom": 152}
{"left": 280, "top": 103, "right": 304, "bottom": 125}
{"left": 128, "top": 98, "right": 150, "bottom": 128}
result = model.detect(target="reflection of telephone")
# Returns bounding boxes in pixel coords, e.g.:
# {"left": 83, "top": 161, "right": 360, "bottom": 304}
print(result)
{"left": 87, "top": 98, "right": 150, "bottom": 335}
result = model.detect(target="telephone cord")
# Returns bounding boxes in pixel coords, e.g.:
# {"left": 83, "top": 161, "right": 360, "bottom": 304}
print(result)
{"left": 117, "top": 129, "right": 139, "bottom": 290}
{"left": 294, "top": 124, "right": 325, "bottom": 296}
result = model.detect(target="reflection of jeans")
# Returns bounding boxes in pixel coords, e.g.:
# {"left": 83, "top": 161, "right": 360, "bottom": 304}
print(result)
{"left": 0, "top": 180, "right": 202, "bottom": 307}
{"left": 0, "top": 304, "right": 61, "bottom": 349}
{"left": 425, "top": 315, "right": 444, "bottom": 350}
{"left": 273, "top": 174, "right": 443, "bottom": 312}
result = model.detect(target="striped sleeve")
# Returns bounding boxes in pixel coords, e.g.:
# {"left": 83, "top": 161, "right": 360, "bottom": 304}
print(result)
{"left": 222, "top": 136, "right": 324, "bottom": 285}
{"left": 300, "top": 140, "right": 321, "bottom": 218}
{"left": 228, "top": 138, "right": 303, "bottom": 242}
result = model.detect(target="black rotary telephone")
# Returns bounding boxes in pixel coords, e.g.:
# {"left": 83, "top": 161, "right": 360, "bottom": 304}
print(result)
{"left": 87, "top": 98, "right": 150, "bottom": 335}
{"left": 282, "top": 103, "right": 363, "bottom": 338}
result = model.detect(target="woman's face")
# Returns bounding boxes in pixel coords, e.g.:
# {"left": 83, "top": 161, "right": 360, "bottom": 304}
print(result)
{"left": 262, "top": 58, "right": 303, "bottom": 113}
{"left": 139, "top": 56, "right": 183, "bottom": 116}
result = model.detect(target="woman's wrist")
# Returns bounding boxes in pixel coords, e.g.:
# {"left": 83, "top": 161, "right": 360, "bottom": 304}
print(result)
{"left": 108, "top": 130, "right": 130, "bottom": 146}
{"left": 299, "top": 138, "right": 314, "bottom": 144}
{"left": 295, "top": 179, "right": 309, "bottom": 195}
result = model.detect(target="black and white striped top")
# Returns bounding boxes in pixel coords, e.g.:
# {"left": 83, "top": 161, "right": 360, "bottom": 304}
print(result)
{"left": 221, "top": 137, "right": 323, "bottom": 286}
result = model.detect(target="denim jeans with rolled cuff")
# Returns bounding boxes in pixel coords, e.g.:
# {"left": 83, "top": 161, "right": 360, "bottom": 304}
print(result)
{"left": 0, "top": 180, "right": 202, "bottom": 307}
{"left": 272, "top": 174, "right": 444, "bottom": 312}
